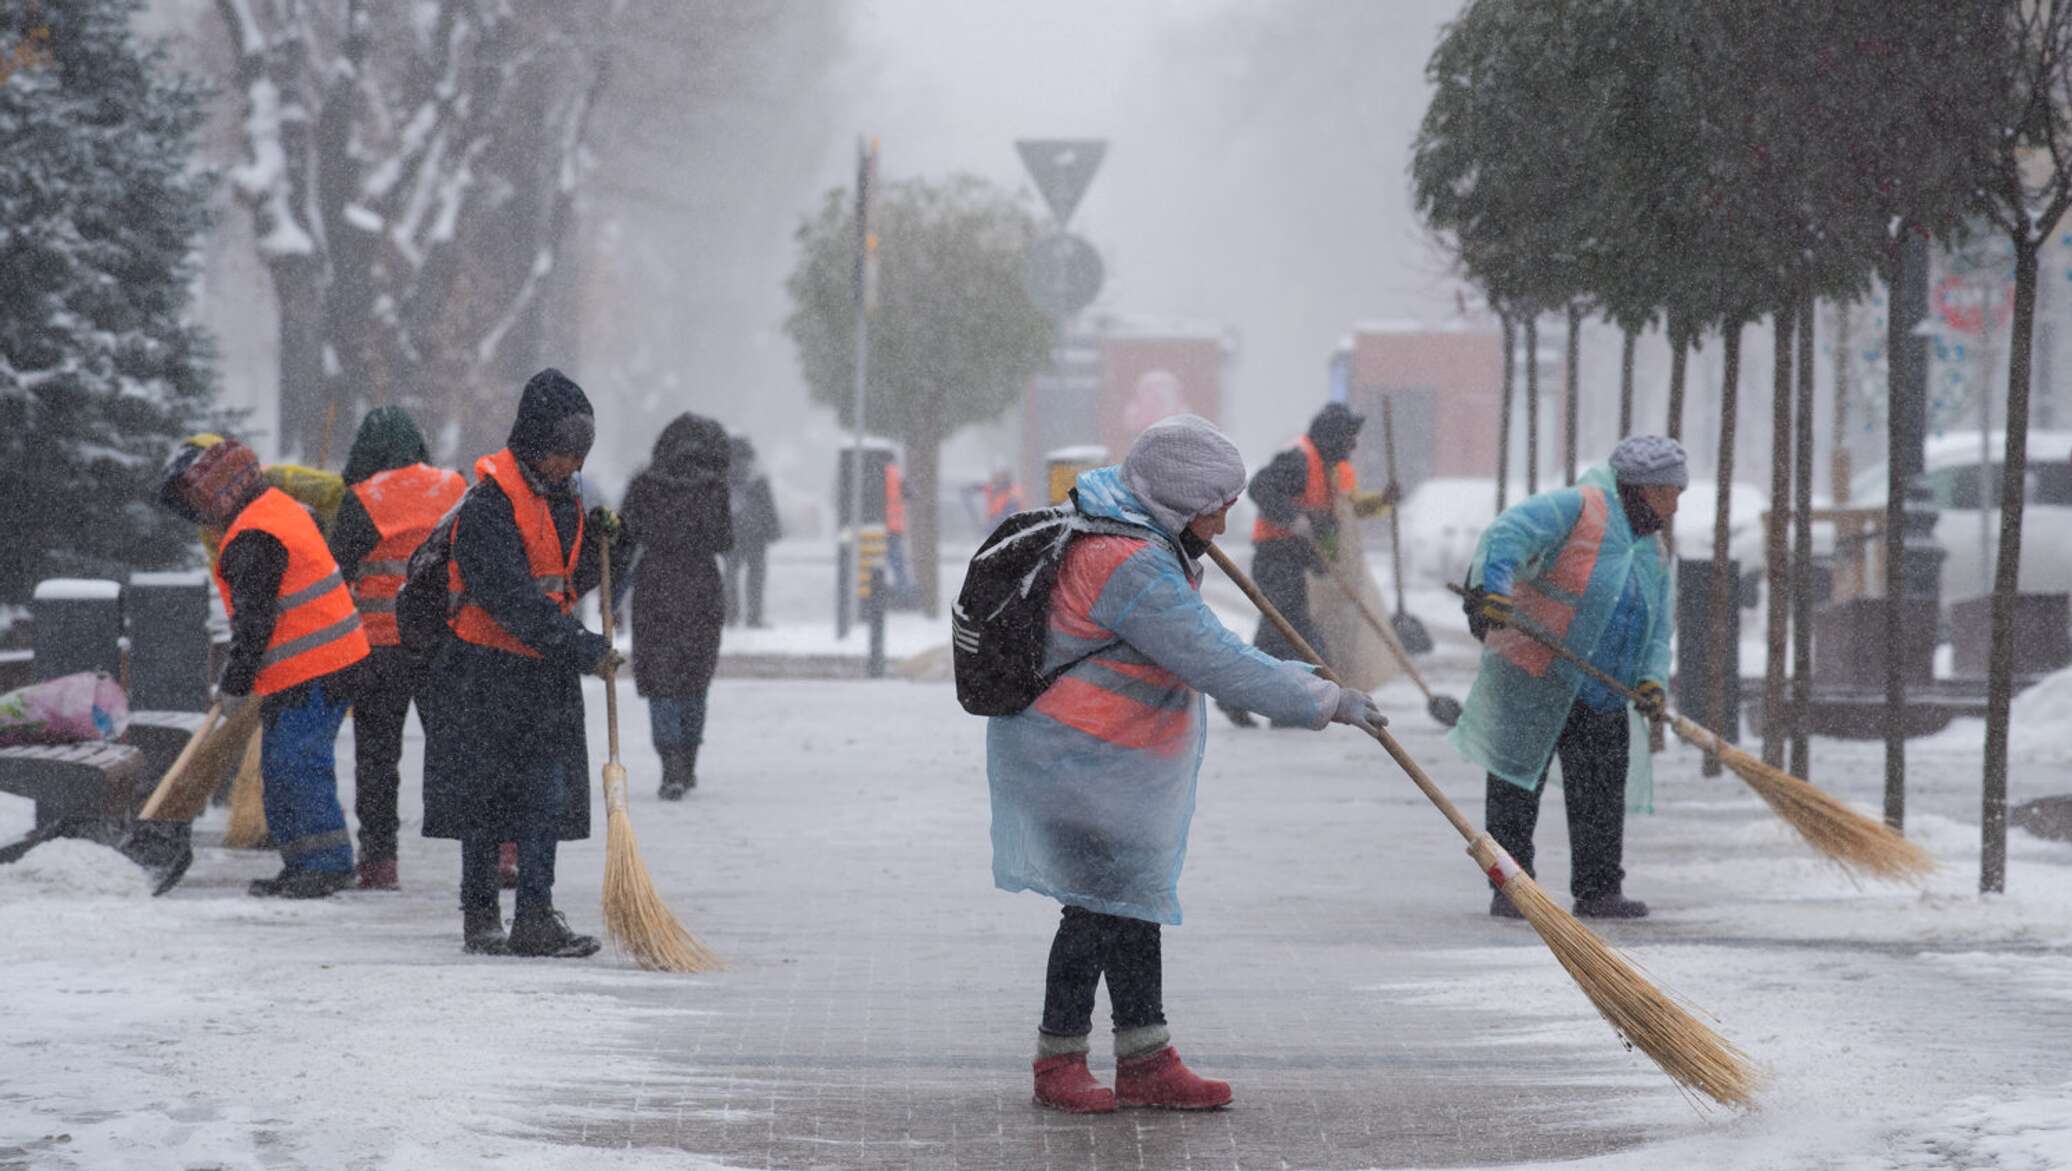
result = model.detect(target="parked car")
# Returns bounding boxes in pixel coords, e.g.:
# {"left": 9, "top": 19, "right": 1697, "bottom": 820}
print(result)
{"left": 1850, "top": 430, "right": 2072, "bottom": 603}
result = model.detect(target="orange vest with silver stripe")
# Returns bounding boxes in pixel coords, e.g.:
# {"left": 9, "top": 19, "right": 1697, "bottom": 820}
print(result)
{"left": 213, "top": 488, "right": 371, "bottom": 695}
{"left": 1030, "top": 534, "right": 1198, "bottom": 757}
{"left": 350, "top": 463, "right": 467, "bottom": 647}
{"left": 1251, "top": 435, "right": 1357, "bottom": 542}
{"left": 1485, "top": 484, "right": 1612, "bottom": 678}
{"left": 446, "top": 449, "right": 585, "bottom": 659}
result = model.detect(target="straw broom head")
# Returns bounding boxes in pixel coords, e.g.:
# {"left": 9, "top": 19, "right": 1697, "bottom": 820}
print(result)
{"left": 1669, "top": 716, "right": 1935, "bottom": 883}
{"left": 601, "top": 761, "right": 722, "bottom": 973}
{"left": 220, "top": 729, "right": 268, "bottom": 849}
{"left": 1470, "top": 834, "right": 1764, "bottom": 1110}
{"left": 138, "top": 701, "right": 263, "bottom": 823}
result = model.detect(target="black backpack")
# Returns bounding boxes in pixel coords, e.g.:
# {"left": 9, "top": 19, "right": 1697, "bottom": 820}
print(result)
{"left": 951, "top": 502, "right": 1148, "bottom": 716}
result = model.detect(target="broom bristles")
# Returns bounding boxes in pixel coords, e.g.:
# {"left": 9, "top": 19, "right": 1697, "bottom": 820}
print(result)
{"left": 601, "top": 764, "right": 721, "bottom": 973}
{"left": 1472, "top": 835, "right": 1763, "bottom": 1109}
{"left": 221, "top": 729, "right": 268, "bottom": 849}
{"left": 1670, "top": 716, "right": 1935, "bottom": 883}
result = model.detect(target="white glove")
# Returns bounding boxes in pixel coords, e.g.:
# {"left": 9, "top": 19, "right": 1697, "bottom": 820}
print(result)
{"left": 1330, "top": 688, "right": 1386, "bottom": 735}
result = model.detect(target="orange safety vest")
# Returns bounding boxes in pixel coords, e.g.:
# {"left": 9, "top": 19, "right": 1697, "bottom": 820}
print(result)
{"left": 1485, "top": 484, "right": 1612, "bottom": 678}
{"left": 213, "top": 488, "right": 371, "bottom": 695}
{"left": 983, "top": 482, "right": 1022, "bottom": 523}
{"left": 1251, "top": 435, "right": 1356, "bottom": 542}
{"left": 349, "top": 463, "right": 467, "bottom": 646}
{"left": 884, "top": 463, "right": 907, "bottom": 534}
{"left": 446, "top": 449, "right": 585, "bottom": 659}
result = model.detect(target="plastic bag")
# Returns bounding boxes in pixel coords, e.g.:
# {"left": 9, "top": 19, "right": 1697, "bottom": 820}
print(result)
{"left": 0, "top": 671, "right": 130, "bottom": 747}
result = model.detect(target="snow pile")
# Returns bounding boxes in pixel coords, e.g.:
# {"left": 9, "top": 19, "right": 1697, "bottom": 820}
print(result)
{"left": 0, "top": 839, "right": 150, "bottom": 900}
{"left": 1926, "top": 662, "right": 2072, "bottom": 763}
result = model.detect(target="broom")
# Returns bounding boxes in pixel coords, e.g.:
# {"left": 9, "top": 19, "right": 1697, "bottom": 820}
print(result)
{"left": 137, "top": 700, "right": 265, "bottom": 823}
{"left": 1304, "top": 534, "right": 1463, "bottom": 727}
{"left": 1447, "top": 584, "right": 1933, "bottom": 883}
{"left": 1211, "top": 543, "right": 1760, "bottom": 1109}
{"left": 221, "top": 727, "right": 268, "bottom": 848}
{"left": 595, "top": 533, "right": 722, "bottom": 972}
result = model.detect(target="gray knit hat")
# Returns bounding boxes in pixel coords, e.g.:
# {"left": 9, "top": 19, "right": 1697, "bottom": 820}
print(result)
{"left": 1120, "top": 415, "right": 1248, "bottom": 537}
{"left": 1609, "top": 435, "right": 1689, "bottom": 489}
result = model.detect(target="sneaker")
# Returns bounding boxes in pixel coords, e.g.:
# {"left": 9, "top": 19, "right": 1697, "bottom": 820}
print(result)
{"left": 1573, "top": 893, "right": 1650, "bottom": 919}
{"left": 506, "top": 906, "right": 601, "bottom": 958}
{"left": 463, "top": 906, "right": 509, "bottom": 955}
{"left": 1032, "top": 1052, "right": 1117, "bottom": 1114}
{"left": 118, "top": 819, "right": 194, "bottom": 897}
{"left": 1489, "top": 890, "right": 1524, "bottom": 919}
{"left": 357, "top": 857, "right": 399, "bottom": 891}
{"left": 1114, "top": 1046, "right": 1232, "bottom": 1110}
{"left": 497, "top": 842, "right": 518, "bottom": 889}
{"left": 248, "top": 868, "right": 353, "bottom": 899}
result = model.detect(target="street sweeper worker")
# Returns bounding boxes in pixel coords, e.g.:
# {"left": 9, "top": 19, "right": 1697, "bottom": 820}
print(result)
{"left": 987, "top": 414, "right": 1388, "bottom": 1114}
{"left": 421, "top": 368, "right": 628, "bottom": 958}
{"left": 132, "top": 436, "right": 372, "bottom": 898}
{"left": 326, "top": 406, "right": 466, "bottom": 890}
{"left": 1451, "top": 434, "right": 1684, "bottom": 922}
{"left": 1223, "top": 401, "right": 1397, "bottom": 727}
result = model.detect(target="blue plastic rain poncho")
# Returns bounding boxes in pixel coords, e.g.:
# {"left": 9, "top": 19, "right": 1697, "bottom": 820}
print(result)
{"left": 987, "top": 464, "right": 1339, "bottom": 925}
{"left": 1447, "top": 466, "right": 1672, "bottom": 802}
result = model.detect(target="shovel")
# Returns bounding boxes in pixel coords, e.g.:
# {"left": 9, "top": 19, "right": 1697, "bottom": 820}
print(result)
{"left": 1380, "top": 398, "right": 1433, "bottom": 655}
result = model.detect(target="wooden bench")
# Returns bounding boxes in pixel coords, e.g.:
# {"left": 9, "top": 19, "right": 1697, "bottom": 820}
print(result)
{"left": 0, "top": 740, "right": 147, "bottom": 836}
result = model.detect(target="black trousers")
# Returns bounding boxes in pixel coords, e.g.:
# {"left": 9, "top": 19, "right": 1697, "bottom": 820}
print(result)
{"left": 1485, "top": 699, "right": 1630, "bottom": 901}
{"left": 1039, "top": 906, "right": 1167, "bottom": 1037}
{"left": 352, "top": 646, "right": 424, "bottom": 862}
{"left": 1249, "top": 539, "right": 1328, "bottom": 665}
{"left": 724, "top": 545, "right": 768, "bottom": 627}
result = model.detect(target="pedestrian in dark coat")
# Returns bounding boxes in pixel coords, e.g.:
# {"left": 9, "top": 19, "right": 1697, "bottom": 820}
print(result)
{"left": 620, "top": 413, "right": 733, "bottom": 798}
{"left": 421, "top": 368, "right": 628, "bottom": 958}
{"left": 723, "top": 434, "right": 780, "bottom": 629}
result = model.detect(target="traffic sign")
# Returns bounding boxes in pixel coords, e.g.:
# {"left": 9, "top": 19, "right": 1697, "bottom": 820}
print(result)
{"left": 1015, "top": 139, "right": 1106, "bottom": 227}
{"left": 1023, "top": 232, "right": 1104, "bottom": 319}
{"left": 1933, "top": 274, "right": 2012, "bottom": 335}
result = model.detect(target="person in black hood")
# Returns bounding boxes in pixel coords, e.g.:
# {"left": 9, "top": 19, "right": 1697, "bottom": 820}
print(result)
{"left": 618, "top": 414, "right": 734, "bottom": 797}
{"left": 723, "top": 434, "right": 780, "bottom": 629}
{"left": 421, "top": 368, "right": 629, "bottom": 957}
{"left": 1223, "top": 402, "right": 1397, "bottom": 727}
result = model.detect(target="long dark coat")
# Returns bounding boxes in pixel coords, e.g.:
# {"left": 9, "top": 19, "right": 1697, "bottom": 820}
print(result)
{"left": 421, "top": 462, "right": 616, "bottom": 843}
{"left": 621, "top": 415, "right": 733, "bottom": 699}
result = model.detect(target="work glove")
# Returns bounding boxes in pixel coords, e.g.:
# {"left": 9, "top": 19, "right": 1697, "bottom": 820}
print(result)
{"left": 1462, "top": 586, "right": 1513, "bottom": 641}
{"left": 212, "top": 687, "right": 250, "bottom": 723}
{"left": 591, "top": 647, "right": 627, "bottom": 679}
{"left": 586, "top": 505, "right": 623, "bottom": 542}
{"left": 1287, "top": 512, "right": 1315, "bottom": 540}
{"left": 1351, "top": 482, "right": 1402, "bottom": 518}
{"left": 1330, "top": 688, "right": 1388, "bottom": 735}
{"left": 1634, "top": 679, "right": 1669, "bottom": 722}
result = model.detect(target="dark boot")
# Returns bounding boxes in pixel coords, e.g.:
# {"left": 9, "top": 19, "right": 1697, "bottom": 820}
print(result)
{"left": 1489, "top": 890, "right": 1524, "bottom": 919}
{"left": 119, "top": 820, "right": 195, "bottom": 897}
{"left": 506, "top": 905, "right": 601, "bottom": 958}
{"left": 657, "top": 749, "right": 690, "bottom": 801}
{"left": 463, "top": 906, "right": 509, "bottom": 955}
{"left": 249, "top": 867, "right": 353, "bottom": 899}
{"left": 357, "top": 856, "right": 399, "bottom": 891}
{"left": 1573, "top": 892, "right": 1649, "bottom": 919}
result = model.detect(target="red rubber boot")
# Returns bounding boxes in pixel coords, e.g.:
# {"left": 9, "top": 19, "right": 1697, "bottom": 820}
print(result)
{"left": 1032, "top": 1053, "right": 1117, "bottom": 1114}
{"left": 1114, "top": 1047, "right": 1232, "bottom": 1110}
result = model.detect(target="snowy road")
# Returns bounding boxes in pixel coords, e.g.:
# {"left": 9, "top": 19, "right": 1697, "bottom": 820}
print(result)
{"left": 4, "top": 612, "right": 2072, "bottom": 1168}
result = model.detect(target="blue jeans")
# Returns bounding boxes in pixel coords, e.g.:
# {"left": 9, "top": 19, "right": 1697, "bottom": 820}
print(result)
{"left": 459, "top": 761, "right": 566, "bottom": 913}
{"left": 261, "top": 679, "right": 355, "bottom": 874}
{"left": 649, "top": 695, "right": 708, "bottom": 752}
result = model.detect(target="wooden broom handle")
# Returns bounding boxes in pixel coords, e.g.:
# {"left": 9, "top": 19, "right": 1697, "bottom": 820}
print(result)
{"left": 1381, "top": 397, "right": 1409, "bottom": 616}
{"left": 136, "top": 702, "right": 223, "bottom": 821}
{"left": 597, "top": 528, "right": 622, "bottom": 767}
{"left": 1207, "top": 542, "right": 1477, "bottom": 843}
{"left": 1444, "top": 582, "right": 1649, "bottom": 707}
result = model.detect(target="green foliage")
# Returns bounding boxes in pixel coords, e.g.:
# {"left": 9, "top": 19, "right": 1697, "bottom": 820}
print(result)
{"left": 783, "top": 174, "right": 1055, "bottom": 446}
{"left": 0, "top": 0, "right": 221, "bottom": 602}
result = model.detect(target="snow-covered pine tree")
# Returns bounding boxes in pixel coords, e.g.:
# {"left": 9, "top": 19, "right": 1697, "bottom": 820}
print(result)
{"left": 0, "top": 0, "right": 220, "bottom": 603}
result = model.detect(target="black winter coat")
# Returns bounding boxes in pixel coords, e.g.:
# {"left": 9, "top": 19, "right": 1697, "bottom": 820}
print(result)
{"left": 421, "top": 467, "right": 620, "bottom": 842}
{"left": 622, "top": 454, "right": 733, "bottom": 699}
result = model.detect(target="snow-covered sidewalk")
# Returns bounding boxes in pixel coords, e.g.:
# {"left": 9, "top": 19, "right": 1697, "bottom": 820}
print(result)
{"left": 3, "top": 664, "right": 2070, "bottom": 1169}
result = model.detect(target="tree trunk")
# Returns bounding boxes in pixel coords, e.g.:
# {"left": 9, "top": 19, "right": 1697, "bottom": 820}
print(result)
{"left": 1618, "top": 325, "right": 1637, "bottom": 439}
{"left": 1525, "top": 314, "right": 1540, "bottom": 494}
{"left": 1665, "top": 322, "right": 1689, "bottom": 566}
{"left": 1498, "top": 312, "right": 1515, "bottom": 513}
{"left": 1883, "top": 257, "right": 1909, "bottom": 831}
{"left": 276, "top": 261, "right": 329, "bottom": 462}
{"left": 906, "top": 416, "right": 945, "bottom": 620}
{"left": 1831, "top": 300, "right": 1853, "bottom": 507}
{"left": 1563, "top": 301, "right": 1581, "bottom": 485}
{"left": 1763, "top": 305, "right": 1795, "bottom": 767}
{"left": 1982, "top": 242, "right": 2040, "bottom": 894}
{"left": 1706, "top": 320, "right": 1742, "bottom": 777}
{"left": 1791, "top": 295, "right": 1816, "bottom": 778}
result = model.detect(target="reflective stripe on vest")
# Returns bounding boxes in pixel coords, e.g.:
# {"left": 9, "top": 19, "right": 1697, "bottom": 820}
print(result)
{"left": 1030, "top": 535, "right": 1197, "bottom": 757}
{"left": 447, "top": 449, "right": 585, "bottom": 659}
{"left": 1251, "top": 435, "right": 1357, "bottom": 542}
{"left": 1485, "top": 485, "right": 1612, "bottom": 679}
{"left": 350, "top": 463, "right": 468, "bottom": 646}
{"left": 214, "top": 487, "right": 371, "bottom": 695}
